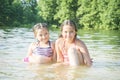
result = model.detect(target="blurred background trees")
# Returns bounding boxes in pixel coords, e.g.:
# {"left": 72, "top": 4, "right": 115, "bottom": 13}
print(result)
{"left": 0, "top": 0, "right": 120, "bottom": 30}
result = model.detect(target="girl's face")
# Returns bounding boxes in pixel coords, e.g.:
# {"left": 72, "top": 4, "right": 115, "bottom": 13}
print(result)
{"left": 62, "top": 25, "right": 76, "bottom": 43}
{"left": 36, "top": 28, "right": 49, "bottom": 43}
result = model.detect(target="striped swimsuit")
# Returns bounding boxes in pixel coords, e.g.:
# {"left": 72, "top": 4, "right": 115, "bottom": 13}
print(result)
{"left": 62, "top": 40, "right": 76, "bottom": 63}
{"left": 33, "top": 41, "right": 53, "bottom": 57}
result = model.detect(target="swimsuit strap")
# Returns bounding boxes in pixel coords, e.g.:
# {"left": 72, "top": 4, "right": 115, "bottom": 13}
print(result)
{"left": 48, "top": 41, "right": 51, "bottom": 48}
{"left": 62, "top": 40, "right": 76, "bottom": 54}
{"left": 62, "top": 40, "right": 69, "bottom": 62}
{"left": 62, "top": 40, "right": 77, "bottom": 62}
{"left": 62, "top": 40, "right": 66, "bottom": 52}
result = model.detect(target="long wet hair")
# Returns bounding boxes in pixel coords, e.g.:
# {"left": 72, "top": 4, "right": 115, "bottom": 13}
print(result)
{"left": 59, "top": 20, "right": 78, "bottom": 39}
{"left": 33, "top": 23, "right": 48, "bottom": 38}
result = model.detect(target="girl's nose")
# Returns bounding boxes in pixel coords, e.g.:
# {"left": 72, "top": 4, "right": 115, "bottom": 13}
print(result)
{"left": 42, "top": 35, "right": 46, "bottom": 39}
{"left": 67, "top": 32, "right": 70, "bottom": 36}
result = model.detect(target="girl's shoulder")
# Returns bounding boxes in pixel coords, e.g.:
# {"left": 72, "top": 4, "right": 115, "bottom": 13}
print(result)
{"left": 75, "top": 38, "right": 85, "bottom": 45}
{"left": 29, "top": 42, "right": 38, "bottom": 48}
{"left": 55, "top": 38, "right": 64, "bottom": 43}
{"left": 55, "top": 38, "right": 64, "bottom": 48}
{"left": 28, "top": 42, "right": 38, "bottom": 51}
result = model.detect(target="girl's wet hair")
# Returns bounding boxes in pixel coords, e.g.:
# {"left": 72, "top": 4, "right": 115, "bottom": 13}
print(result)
{"left": 33, "top": 23, "right": 48, "bottom": 37}
{"left": 59, "top": 20, "right": 77, "bottom": 38}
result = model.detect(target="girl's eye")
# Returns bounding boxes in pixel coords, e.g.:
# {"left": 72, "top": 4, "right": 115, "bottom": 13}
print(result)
{"left": 39, "top": 34, "right": 42, "bottom": 36}
{"left": 45, "top": 33, "right": 48, "bottom": 35}
{"left": 64, "top": 31, "right": 67, "bottom": 33}
{"left": 70, "top": 31, "right": 73, "bottom": 33}
{"left": 64, "top": 31, "right": 73, "bottom": 33}
{"left": 39, "top": 33, "right": 48, "bottom": 36}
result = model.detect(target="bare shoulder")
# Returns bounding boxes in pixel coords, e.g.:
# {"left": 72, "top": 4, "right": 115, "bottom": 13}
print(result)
{"left": 55, "top": 38, "right": 64, "bottom": 49}
{"left": 29, "top": 42, "right": 37, "bottom": 49}
{"left": 75, "top": 38, "right": 86, "bottom": 46}
{"left": 55, "top": 38, "right": 64, "bottom": 44}
{"left": 30, "top": 42, "right": 37, "bottom": 46}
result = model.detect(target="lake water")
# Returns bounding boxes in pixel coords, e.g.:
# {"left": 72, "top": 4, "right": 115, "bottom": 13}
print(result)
{"left": 0, "top": 28, "right": 120, "bottom": 80}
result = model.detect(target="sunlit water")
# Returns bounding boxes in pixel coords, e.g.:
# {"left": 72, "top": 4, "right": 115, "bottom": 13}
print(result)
{"left": 0, "top": 28, "right": 120, "bottom": 80}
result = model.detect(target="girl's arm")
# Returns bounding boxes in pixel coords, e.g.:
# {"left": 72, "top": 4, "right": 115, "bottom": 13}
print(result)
{"left": 24, "top": 43, "right": 33, "bottom": 62}
{"left": 55, "top": 39, "right": 64, "bottom": 62}
{"left": 51, "top": 41, "right": 57, "bottom": 62}
{"left": 27, "top": 43, "right": 33, "bottom": 57}
{"left": 78, "top": 40, "right": 92, "bottom": 66}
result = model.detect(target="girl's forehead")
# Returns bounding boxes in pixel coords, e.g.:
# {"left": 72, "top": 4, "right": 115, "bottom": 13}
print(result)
{"left": 37, "top": 28, "right": 48, "bottom": 33}
{"left": 62, "top": 25, "right": 75, "bottom": 30}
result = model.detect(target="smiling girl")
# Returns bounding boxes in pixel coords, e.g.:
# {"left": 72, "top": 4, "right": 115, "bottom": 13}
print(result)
{"left": 24, "top": 23, "right": 56, "bottom": 64}
{"left": 55, "top": 20, "right": 92, "bottom": 66}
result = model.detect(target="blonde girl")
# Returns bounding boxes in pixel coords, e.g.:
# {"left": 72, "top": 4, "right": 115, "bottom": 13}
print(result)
{"left": 24, "top": 23, "right": 56, "bottom": 64}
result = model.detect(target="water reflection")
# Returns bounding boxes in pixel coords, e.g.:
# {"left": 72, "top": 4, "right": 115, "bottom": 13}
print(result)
{"left": 0, "top": 28, "right": 120, "bottom": 80}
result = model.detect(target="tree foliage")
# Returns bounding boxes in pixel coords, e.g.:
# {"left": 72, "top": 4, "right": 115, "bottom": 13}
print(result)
{"left": 0, "top": 0, "right": 120, "bottom": 30}
{"left": 37, "top": 0, "right": 57, "bottom": 24}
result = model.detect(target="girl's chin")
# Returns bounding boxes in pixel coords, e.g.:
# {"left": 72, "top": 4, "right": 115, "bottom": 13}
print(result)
{"left": 41, "top": 40, "right": 49, "bottom": 44}
{"left": 65, "top": 39, "right": 73, "bottom": 43}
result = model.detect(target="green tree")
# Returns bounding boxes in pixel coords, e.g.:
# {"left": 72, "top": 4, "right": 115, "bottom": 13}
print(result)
{"left": 99, "top": 0, "right": 120, "bottom": 30}
{"left": 76, "top": 0, "right": 120, "bottom": 30}
{"left": 37, "top": 0, "right": 57, "bottom": 25}
{"left": 21, "top": 0, "right": 38, "bottom": 24}
{"left": 0, "top": 0, "right": 119, "bottom": 30}
{"left": 77, "top": 0, "right": 100, "bottom": 29}
{"left": 54, "top": 0, "right": 78, "bottom": 24}
{"left": 0, "top": 0, "right": 14, "bottom": 26}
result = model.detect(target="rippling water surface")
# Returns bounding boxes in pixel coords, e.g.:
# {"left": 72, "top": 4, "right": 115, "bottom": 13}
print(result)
{"left": 0, "top": 28, "right": 120, "bottom": 80}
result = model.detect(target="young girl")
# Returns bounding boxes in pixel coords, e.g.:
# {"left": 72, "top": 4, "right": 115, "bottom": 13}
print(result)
{"left": 55, "top": 20, "right": 92, "bottom": 66}
{"left": 24, "top": 23, "right": 56, "bottom": 64}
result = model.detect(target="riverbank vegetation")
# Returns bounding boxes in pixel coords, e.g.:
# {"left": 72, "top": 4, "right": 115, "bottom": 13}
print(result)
{"left": 0, "top": 0, "right": 120, "bottom": 30}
